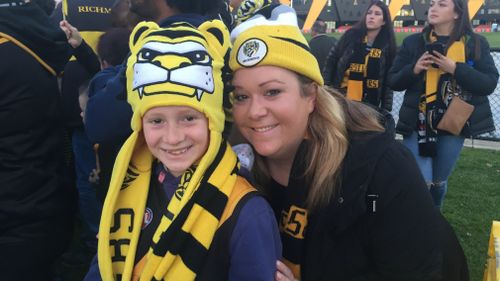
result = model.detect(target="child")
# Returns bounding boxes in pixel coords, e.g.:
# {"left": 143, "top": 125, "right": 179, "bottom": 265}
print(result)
{"left": 92, "top": 20, "right": 281, "bottom": 281}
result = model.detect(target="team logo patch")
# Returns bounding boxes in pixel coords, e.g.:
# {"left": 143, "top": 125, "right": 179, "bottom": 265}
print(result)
{"left": 142, "top": 207, "right": 153, "bottom": 229}
{"left": 237, "top": 38, "right": 267, "bottom": 67}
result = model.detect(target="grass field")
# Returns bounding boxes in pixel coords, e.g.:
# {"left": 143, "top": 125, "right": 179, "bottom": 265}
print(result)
{"left": 443, "top": 147, "right": 500, "bottom": 281}
{"left": 321, "top": 32, "right": 500, "bottom": 48}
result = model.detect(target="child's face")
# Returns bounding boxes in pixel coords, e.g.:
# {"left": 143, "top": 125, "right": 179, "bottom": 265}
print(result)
{"left": 143, "top": 106, "right": 209, "bottom": 177}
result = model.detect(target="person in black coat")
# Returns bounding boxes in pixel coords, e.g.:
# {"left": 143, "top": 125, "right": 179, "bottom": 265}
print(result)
{"left": 323, "top": 0, "right": 396, "bottom": 113}
{"left": 229, "top": 5, "right": 469, "bottom": 280}
{"left": 309, "top": 20, "right": 337, "bottom": 77}
{"left": 0, "top": 1, "right": 76, "bottom": 279}
{"left": 387, "top": 0, "right": 498, "bottom": 209}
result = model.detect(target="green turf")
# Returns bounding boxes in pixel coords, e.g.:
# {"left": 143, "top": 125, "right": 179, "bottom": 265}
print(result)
{"left": 442, "top": 147, "right": 500, "bottom": 281}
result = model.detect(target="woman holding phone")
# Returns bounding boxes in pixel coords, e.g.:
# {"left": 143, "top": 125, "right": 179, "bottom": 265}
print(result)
{"left": 388, "top": 0, "right": 498, "bottom": 209}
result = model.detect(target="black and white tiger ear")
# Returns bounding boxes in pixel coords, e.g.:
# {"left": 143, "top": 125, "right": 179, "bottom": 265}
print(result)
{"left": 129, "top": 21, "right": 159, "bottom": 51}
{"left": 198, "top": 19, "right": 231, "bottom": 61}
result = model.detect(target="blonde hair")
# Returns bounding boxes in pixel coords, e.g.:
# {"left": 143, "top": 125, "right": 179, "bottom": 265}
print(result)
{"left": 253, "top": 76, "right": 384, "bottom": 210}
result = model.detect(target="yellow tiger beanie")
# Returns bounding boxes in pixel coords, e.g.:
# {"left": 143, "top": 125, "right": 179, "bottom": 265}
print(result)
{"left": 229, "top": 4, "right": 324, "bottom": 85}
{"left": 127, "top": 21, "right": 230, "bottom": 133}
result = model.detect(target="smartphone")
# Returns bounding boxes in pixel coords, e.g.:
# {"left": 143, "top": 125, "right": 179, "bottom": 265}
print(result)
{"left": 426, "top": 42, "right": 445, "bottom": 56}
{"left": 426, "top": 42, "right": 445, "bottom": 68}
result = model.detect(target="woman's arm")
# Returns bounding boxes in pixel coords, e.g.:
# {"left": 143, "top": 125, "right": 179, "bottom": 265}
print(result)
{"left": 454, "top": 36, "right": 499, "bottom": 96}
{"left": 381, "top": 64, "right": 394, "bottom": 112}
{"left": 322, "top": 32, "right": 349, "bottom": 86}
{"left": 359, "top": 143, "right": 444, "bottom": 281}
{"left": 387, "top": 36, "right": 424, "bottom": 91}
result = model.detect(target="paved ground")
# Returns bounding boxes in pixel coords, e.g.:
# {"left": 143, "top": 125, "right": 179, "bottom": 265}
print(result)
{"left": 395, "top": 134, "right": 500, "bottom": 150}
{"left": 464, "top": 138, "right": 500, "bottom": 150}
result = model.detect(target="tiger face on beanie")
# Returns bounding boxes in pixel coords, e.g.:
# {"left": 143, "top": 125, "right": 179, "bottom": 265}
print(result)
{"left": 127, "top": 20, "right": 230, "bottom": 134}
{"left": 229, "top": 4, "right": 324, "bottom": 86}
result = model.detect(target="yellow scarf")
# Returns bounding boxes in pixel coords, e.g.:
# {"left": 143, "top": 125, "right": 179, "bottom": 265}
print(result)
{"left": 417, "top": 32, "right": 466, "bottom": 157}
{"left": 424, "top": 35, "right": 465, "bottom": 105}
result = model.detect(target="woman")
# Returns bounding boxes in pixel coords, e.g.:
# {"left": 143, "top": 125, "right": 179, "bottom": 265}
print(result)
{"left": 323, "top": 1, "right": 396, "bottom": 112}
{"left": 229, "top": 5, "right": 469, "bottom": 281}
{"left": 388, "top": 0, "right": 498, "bottom": 209}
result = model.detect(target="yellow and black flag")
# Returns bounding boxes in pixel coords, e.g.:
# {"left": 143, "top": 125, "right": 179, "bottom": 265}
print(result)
{"left": 61, "top": 0, "right": 115, "bottom": 50}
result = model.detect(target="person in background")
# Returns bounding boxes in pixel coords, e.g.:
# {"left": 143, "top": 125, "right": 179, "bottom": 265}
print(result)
{"left": 96, "top": 28, "right": 131, "bottom": 70}
{"left": 387, "top": 0, "right": 498, "bottom": 209}
{"left": 0, "top": 1, "right": 76, "bottom": 279}
{"left": 323, "top": 0, "right": 396, "bottom": 113}
{"left": 110, "top": 0, "right": 146, "bottom": 30}
{"left": 84, "top": 20, "right": 280, "bottom": 281}
{"left": 308, "top": 20, "right": 337, "bottom": 77}
{"left": 87, "top": 27, "right": 131, "bottom": 203}
{"left": 59, "top": 18, "right": 102, "bottom": 266}
{"left": 229, "top": 4, "right": 469, "bottom": 281}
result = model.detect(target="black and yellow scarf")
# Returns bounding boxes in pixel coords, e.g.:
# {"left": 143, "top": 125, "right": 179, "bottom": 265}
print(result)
{"left": 98, "top": 132, "right": 240, "bottom": 281}
{"left": 345, "top": 35, "right": 383, "bottom": 106}
{"left": 417, "top": 32, "right": 465, "bottom": 157}
{"left": 276, "top": 141, "right": 310, "bottom": 280}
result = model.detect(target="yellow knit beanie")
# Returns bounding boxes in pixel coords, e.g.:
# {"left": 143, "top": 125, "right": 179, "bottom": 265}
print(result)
{"left": 229, "top": 5, "right": 324, "bottom": 85}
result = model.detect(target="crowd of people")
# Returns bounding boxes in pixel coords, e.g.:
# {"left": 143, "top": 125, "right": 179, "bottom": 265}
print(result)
{"left": 0, "top": 0, "right": 497, "bottom": 280}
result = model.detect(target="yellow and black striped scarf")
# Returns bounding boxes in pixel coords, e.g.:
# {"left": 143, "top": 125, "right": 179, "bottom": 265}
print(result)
{"left": 417, "top": 32, "right": 465, "bottom": 157}
{"left": 98, "top": 131, "right": 240, "bottom": 281}
{"left": 345, "top": 36, "right": 383, "bottom": 104}
{"left": 278, "top": 141, "right": 309, "bottom": 280}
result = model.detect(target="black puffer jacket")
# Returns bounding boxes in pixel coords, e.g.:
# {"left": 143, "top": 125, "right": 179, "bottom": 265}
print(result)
{"left": 387, "top": 32, "right": 498, "bottom": 137}
{"left": 288, "top": 127, "right": 468, "bottom": 281}
{"left": 323, "top": 28, "right": 394, "bottom": 111}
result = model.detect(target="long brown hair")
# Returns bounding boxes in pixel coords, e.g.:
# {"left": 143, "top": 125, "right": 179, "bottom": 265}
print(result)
{"left": 253, "top": 75, "right": 384, "bottom": 210}
{"left": 351, "top": 0, "right": 397, "bottom": 61}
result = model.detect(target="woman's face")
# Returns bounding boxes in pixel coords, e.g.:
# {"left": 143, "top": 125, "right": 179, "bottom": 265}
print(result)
{"left": 232, "top": 66, "right": 315, "bottom": 162}
{"left": 365, "top": 5, "right": 385, "bottom": 31}
{"left": 428, "top": 0, "right": 459, "bottom": 28}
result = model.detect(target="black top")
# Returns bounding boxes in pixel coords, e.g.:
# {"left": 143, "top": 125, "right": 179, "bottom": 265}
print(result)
{"left": 267, "top": 126, "right": 469, "bottom": 281}
{"left": 0, "top": 5, "right": 76, "bottom": 228}
{"left": 388, "top": 32, "right": 498, "bottom": 137}
{"left": 309, "top": 34, "right": 337, "bottom": 77}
